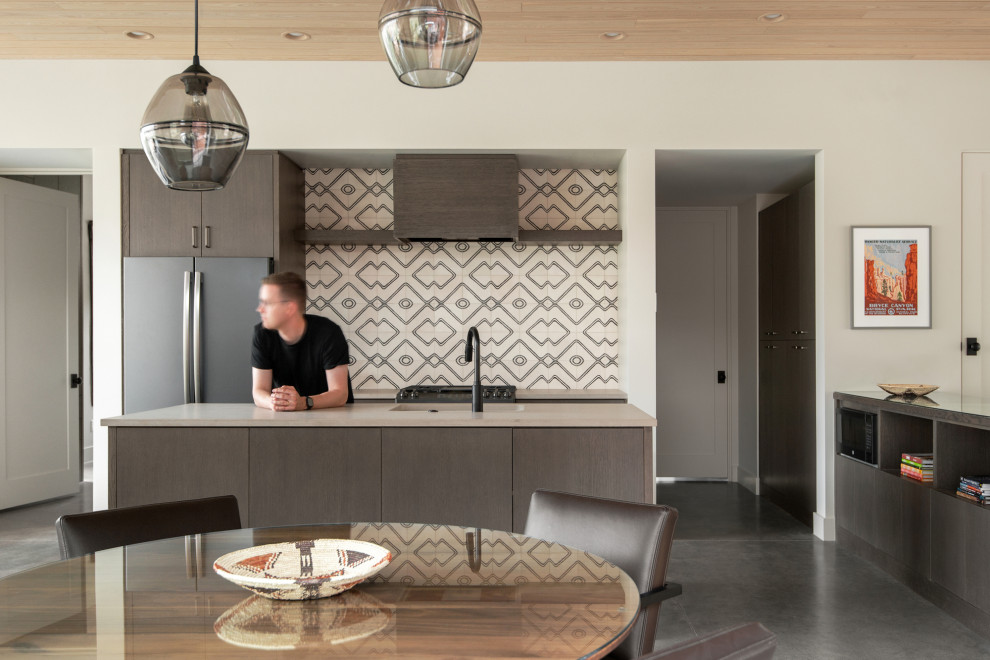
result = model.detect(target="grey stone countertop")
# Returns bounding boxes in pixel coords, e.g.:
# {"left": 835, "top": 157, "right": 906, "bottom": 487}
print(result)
{"left": 352, "top": 388, "right": 628, "bottom": 401}
{"left": 101, "top": 401, "right": 655, "bottom": 428}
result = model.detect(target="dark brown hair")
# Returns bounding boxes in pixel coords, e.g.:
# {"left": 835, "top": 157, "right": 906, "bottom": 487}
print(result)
{"left": 262, "top": 271, "right": 306, "bottom": 309}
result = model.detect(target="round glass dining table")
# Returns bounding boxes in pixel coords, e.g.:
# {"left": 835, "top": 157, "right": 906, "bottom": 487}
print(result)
{"left": 0, "top": 522, "right": 640, "bottom": 658}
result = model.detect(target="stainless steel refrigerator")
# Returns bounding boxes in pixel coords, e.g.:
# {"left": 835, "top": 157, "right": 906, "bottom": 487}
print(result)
{"left": 123, "top": 257, "right": 272, "bottom": 414}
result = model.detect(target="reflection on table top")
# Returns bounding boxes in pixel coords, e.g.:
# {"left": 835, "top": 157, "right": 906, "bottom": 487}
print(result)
{"left": 0, "top": 522, "right": 640, "bottom": 658}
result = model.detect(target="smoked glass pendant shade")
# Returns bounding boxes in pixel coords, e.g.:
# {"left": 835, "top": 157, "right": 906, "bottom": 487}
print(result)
{"left": 378, "top": 0, "right": 482, "bottom": 88}
{"left": 140, "top": 63, "right": 249, "bottom": 191}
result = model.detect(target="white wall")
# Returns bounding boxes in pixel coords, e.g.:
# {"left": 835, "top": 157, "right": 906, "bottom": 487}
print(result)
{"left": 735, "top": 198, "right": 759, "bottom": 491}
{"left": 2, "top": 59, "right": 986, "bottom": 535}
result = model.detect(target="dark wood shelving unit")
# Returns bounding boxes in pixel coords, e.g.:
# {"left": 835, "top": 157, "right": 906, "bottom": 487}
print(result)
{"left": 516, "top": 230, "right": 622, "bottom": 245}
{"left": 294, "top": 228, "right": 623, "bottom": 246}
{"left": 834, "top": 391, "right": 990, "bottom": 639}
{"left": 294, "top": 229, "right": 403, "bottom": 245}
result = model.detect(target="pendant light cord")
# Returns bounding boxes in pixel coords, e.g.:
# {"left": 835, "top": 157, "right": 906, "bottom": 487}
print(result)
{"left": 192, "top": 0, "right": 200, "bottom": 67}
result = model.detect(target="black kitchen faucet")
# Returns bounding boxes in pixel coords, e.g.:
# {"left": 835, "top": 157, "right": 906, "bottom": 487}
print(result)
{"left": 464, "top": 326, "right": 482, "bottom": 413}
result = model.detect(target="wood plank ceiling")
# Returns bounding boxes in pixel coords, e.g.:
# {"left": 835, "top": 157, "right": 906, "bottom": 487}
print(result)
{"left": 2, "top": 1, "right": 990, "bottom": 61}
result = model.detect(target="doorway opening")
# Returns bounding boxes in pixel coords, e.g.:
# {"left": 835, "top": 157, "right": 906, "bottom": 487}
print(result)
{"left": 0, "top": 148, "right": 93, "bottom": 509}
{"left": 654, "top": 150, "right": 816, "bottom": 513}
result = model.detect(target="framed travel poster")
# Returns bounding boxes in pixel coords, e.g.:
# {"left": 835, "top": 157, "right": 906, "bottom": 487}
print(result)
{"left": 852, "top": 226, "right": 931, "bottom": 328}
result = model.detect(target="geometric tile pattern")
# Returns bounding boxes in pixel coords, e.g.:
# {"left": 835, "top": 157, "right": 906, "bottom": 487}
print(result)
{"left": 305, "top": 168, "right": 619, "bottom": 390}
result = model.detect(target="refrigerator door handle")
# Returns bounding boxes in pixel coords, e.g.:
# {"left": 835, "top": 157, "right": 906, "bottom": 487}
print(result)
{"left": 193, "top": 270, "right": 203, "bottom": 403}
{"left": 182, "top": 270, "right": 192, "bottom": 404}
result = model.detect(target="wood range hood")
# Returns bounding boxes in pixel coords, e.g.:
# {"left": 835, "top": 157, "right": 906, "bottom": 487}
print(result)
{"left": 392, "top": 154, "right": 519, "bottom": 242}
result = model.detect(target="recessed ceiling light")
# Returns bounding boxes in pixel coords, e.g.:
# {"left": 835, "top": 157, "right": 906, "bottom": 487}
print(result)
{"left": 600, "top": 31, "right": 626, "bottom": 41}
{"left": 758, "top": 13, "right": 787, "bottom": 23}
{"left": 124, "top": 30, "right": 154, "bottom": 40}
{"left": 282, "top": 31, "right": 311, "bottom": 41}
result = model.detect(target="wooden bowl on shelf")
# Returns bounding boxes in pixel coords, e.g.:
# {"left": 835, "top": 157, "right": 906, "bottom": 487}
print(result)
{"left": 877, "top": 384, "right": 939, "bottom": 397}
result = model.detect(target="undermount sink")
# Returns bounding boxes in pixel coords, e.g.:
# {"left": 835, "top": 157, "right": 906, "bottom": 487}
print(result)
{"left": 389, "top": 403, "right": 525, "bottom": 412}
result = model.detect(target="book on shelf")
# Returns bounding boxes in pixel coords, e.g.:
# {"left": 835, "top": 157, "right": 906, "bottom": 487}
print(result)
{"left": 901, "top": 452, "right": 933, "bottom": 467}
{"left": 957, "top": 475, "right": 990, "bottom": 503}
{"left": 900, "top": 453, "right": 933, "bottom": 482}
{"left": 955, "top": 488, "right": 985, "bottom": 504}
{"left": 959, "top": 475, "right": 990, "bottom": 489}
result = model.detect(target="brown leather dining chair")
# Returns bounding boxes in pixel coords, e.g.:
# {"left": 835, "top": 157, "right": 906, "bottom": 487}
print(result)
{"left": 55, "top": 495, "right": 241, "bottom": 560}
{"left": 524, "top": 489, "right": 680, "bottom": 660}
{"left": 642, "top": 622, "right": 777, "bottom": 660}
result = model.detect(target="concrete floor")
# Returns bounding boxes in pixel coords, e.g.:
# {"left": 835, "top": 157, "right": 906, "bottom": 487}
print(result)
{"left": 653, "top": 482, "right": 990, "bottom": 659}
{"left": 1, "top": 480, "right": 988, "bottom": 658}
{"left": 0, "top": 479, "right": 92, "bottom": 579}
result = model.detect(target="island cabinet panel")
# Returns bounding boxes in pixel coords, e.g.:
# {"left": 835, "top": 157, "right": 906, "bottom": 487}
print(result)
{"left": 111, "top": 428, "right": 250, "bottom": 524}
{"left": 381, "top": 427, "right": 512, "bottom": 531}
{"left": 835, "top": 456, "right": 865, "bottom": 542}
{"left": 248, "top": 428, "right": 382, "bottom": 528}
{"left": 931, "top": 490, "right": 990, "bottom": 612}
{"left": 512, "top": 428, "right": 651, "bottom": 533}
{"left": 871, "top": 469, "right": 932, "bottom": 576}
{"left": 896, "top": 473, "right": 932, "bottom": 578}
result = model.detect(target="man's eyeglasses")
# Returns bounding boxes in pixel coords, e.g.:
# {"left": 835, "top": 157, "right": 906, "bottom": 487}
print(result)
{"left": 258, "top": 300, "right": 290, "bottom": 309}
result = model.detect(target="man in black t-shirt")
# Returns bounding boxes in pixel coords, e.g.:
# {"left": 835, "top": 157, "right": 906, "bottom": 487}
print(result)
{"left": 251, "top": 272, "right": 353, "bottom": 411}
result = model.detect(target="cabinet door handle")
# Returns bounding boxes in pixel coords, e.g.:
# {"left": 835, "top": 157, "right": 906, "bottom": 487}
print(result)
{"left": 764, "top": 331, "right": 779, "bottom": 336}
{"left": 191, "top": 226, "right": 199, "bottom": 249}
{"left": 792, "top": 330, "right": 808, "bottom": 335}
{"left": 204, "top": 225, "right": 212, "bottom": 249}
{"left": 792, "top": 345, "right": 808, "bottom": 350}
{"left": 765, "top": 345, "right": 778, "bottom": 349}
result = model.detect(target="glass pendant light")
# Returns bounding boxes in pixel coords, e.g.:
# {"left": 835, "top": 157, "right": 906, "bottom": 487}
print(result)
{"left": 140, "top": 0, "right": 249, "bottom": 191}
{"left": 378, "top": 0, "right": 482, "bottom": 88}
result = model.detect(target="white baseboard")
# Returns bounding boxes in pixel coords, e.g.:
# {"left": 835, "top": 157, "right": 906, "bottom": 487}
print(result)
{"left": 814, "top": 513, "right": 836, "bottom": 541}
{"left": 736, "top": 465, "right": 760, "bottom": 495}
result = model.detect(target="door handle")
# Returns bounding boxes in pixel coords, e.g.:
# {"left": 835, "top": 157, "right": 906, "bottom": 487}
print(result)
{"left": 69, "top": 373, "right": 82, "bottom": 388}
{"left": 191, "top": 226, "right": 199, "bottom": 249}
{"left": 765, "top": 345, "right": 778, "bottom": 349}
{"left": 204, "top": 226, "right": 212, "bottom": 249}
{"left": 182, "top": 271, "right": 192, "bottom": 403}
{"left": 717, "top": 370, "right": 726, "bottom": 383}
{"left": 966, "top": 337, "right": 981, "bottom": 356}
{"left": 792, "top": 345, "right": 808, "bottom": 350}
{"left": 192, "top": 271, "right": 203, "bottom": 403}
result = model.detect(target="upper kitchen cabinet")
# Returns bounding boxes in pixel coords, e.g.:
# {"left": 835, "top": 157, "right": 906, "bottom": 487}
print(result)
{"left": 122, "top": 150, "right": 304, "bottom": 272}
{"left": 758, "top": 180, "right": 815, "bottom": 339}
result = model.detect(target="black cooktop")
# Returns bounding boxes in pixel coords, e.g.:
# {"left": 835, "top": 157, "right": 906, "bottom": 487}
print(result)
{"left": 396, "top": 385, "right": 516, "bottom": 403}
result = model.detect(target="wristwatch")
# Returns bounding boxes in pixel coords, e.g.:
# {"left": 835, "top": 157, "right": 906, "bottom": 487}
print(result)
{"left": 305, "top": 396, "right": 314, "bottom": 410}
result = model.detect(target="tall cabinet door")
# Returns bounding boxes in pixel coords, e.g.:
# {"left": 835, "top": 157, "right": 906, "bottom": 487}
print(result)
{"left": 785, "top": 340, "right": 816, "bottom": 518}
{"left": 794, "top": 181, "right": 816, "bottom": 338}
{"left": 125, "top": 153, "right": 202, "bottom": 257}
{"left": 201, "top": 153, "right": 274, "bottom": 257}
{"left": 758, "top": 342, "right": 786, "bottom": 495}
{"left": 758, "top": 198, "right": 789, "bottom": 338}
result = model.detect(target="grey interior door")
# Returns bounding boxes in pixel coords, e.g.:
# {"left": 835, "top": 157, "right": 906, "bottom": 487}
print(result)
{"left": 0, "top": 178, "right": 80, "bottom": 509}
{"left": 123, "top": 257, "right": 193, "bottom": 414}
{"left": 196, "top": 257, "right": 271, "bottom": 403}
{"left": 655, "top": 208, "right": 730, "bottom": 478}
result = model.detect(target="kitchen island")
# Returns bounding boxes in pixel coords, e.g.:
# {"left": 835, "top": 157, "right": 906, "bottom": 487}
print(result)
{"left": 102, "top": 402, "right": 656, "bottom": 533}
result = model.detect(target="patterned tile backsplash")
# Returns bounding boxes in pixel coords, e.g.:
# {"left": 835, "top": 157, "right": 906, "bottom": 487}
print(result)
{"left": 304, "top": 167, "right": 619, "bottom": 390}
